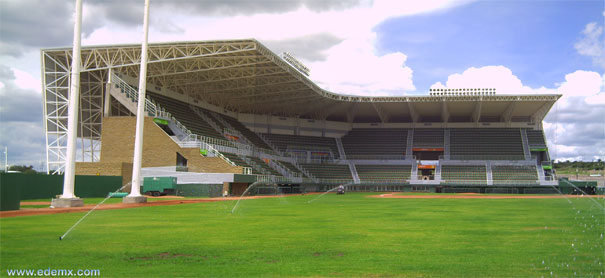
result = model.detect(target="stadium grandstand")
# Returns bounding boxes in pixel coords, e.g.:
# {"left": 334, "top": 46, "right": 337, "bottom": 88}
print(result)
{"left": 42, "top": 39, "right": 561, "bottom": 194}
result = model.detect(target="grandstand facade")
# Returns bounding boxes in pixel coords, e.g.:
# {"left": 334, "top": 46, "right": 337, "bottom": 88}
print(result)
{"left": 42, "top": 39, "right": 561, "bottom": 193}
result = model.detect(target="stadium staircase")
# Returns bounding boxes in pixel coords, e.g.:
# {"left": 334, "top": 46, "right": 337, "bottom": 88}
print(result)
{"left": 486, "top": 161, "right": 494, "bottom": 185}
{"left": 336, "top": 137, "right": 359, "bottom": 183}
{"left": 520, "top": 129, "right": 532, "bottom": 160}
{"left": 410, "top": 162, "right": 418, "bottom": 181}
{"left": 110, "top": 74, "right": 248, "bottom": 170}
{"left": 108, "top": 74, "right": 157, "bottom": 117}
{"left": 443, "top": 129, "right": 450, "bottom": 160}
{"left": 405, "top": 130, "right": 414, "bottom": 160}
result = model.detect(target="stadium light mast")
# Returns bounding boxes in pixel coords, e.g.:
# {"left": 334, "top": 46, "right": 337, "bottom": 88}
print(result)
{"left": 124, "top": 0, "right": 151, "bottom": 204}
{"left": 51, "top": 0, "right": 84, "bottom": 208}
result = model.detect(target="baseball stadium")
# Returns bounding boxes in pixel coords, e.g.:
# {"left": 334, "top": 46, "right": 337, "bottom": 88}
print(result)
{"left": 42, "top": 39, "right": 562, "bottom": 193}
{"left": 1, "top": 39, "right": 603, "bottom": 277}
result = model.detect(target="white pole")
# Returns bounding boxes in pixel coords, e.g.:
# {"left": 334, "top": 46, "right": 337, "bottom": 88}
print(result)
{"left": 104, "top": 68, "right": 112, "bottom": 117}
{"left": 61, "top": 0, "right": 83, "bottom": 199}
{"left": 128, "top": 0, "right": 151, "bottom": 198}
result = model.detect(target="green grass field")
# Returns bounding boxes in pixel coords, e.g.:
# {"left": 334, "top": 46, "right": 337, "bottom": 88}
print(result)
{"left": 2, "top": 193, "right": 604, "bottom": 277}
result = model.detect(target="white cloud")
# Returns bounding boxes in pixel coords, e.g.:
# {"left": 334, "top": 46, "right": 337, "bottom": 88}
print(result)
{"left": 81, "top": 1, "right": 470, "bottom": 96}
{"left": 12, "top": 68, "right": 41, "bottom": 93}
{"left": 308, "top": 36, "right": 415, "bottom": 96}
{"left": 557, "top": 70, "right": 602, "bottom": 97}
{"left": 574, "top": 22, "right": 605, "bottom": 69}
{"left": 430, "top": 65, "right": 535, "bottom": 94}
{"left": 432, "top": 65, "right": 605, "bottom": 161}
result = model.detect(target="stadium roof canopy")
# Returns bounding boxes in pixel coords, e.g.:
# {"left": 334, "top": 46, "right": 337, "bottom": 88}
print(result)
{"left": 42, "top": 39, "right": 560, "bottom": 124}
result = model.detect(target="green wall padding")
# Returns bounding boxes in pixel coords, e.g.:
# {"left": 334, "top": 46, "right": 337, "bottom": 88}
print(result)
{"left": 175, "top": 184, "right": 222, "bottom": 197}
{"left": 0, "top": 173, "right": 122, "bottom": 200}
{"left": 1, "top": 174, "right": 21, "bottom": 211}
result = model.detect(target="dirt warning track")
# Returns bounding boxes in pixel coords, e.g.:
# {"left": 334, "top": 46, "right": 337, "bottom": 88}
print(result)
{"left": 370, "top": 192, "right": 605, "bottom": 199}
{"left": 1, "top": 194, "right": 310, "bottom": 218}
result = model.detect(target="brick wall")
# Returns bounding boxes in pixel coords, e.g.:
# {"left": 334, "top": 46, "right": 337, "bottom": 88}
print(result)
{"left": 90, "top": 116, "right": 242, "bottom": 174}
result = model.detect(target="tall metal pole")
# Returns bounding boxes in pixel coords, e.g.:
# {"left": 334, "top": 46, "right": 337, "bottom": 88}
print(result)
{"left": 125, "top": 0, "right": 150, "bottom": 203}
{"left": 61, "top": 0, "right": 83, "bottom": 199}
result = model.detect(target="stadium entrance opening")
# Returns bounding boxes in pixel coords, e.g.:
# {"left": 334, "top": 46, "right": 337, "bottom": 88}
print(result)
{"left": 413, "top": 148, "right": 443, "bottom": 180}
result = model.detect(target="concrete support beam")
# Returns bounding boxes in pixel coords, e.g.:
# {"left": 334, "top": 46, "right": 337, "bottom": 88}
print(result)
{"left": 472, "top": 101, "right": 482, "bottom": 123}
{"left": 441, "top": 102, "right": 449, "bottom": 123}
{"left": 126, "top": 0, "right": 151, "bottom": 204}
{"left": 372, "top": 103, "right": 389, "bottom": 123}
{"left": 53, "top": 0, "right": 83, "bottom": 207}
{"left": 346, "top": 102, "right": 357, "bottom": 123}
{"left": 407, "top": 102, "right": 419, "bottom": 123}
{"left": 500, "top": 101, "right": 517, "bottom": 123}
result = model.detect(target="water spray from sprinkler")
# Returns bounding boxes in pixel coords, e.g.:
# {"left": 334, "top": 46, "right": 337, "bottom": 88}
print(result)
{"left": 307, "top": 183, "right": 351, "bottom": 204}
{"left": 231, "top": 182, "right": 261, "bottom": 214}
{"left": 59, "top": 183, "right": 129, "bottom": 240}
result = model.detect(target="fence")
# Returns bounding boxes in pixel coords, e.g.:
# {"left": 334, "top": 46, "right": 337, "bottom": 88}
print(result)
{"left": 0, "top": 173, "right": 123, "bottom": 200}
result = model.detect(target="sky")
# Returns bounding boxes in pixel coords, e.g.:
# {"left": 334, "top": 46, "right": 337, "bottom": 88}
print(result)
{"left": 0, "top": 0, "right": 604, "bottom": 171}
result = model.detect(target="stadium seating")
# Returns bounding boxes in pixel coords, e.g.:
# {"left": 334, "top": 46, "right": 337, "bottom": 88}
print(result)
{"left": 441, "top": 165, "right": 487, "bottom": 185}
{"left": 356, "top": 165, "right": 411, "bottom": 182}
{"left": 277, "top": 161, "right": 299, "bottom": 174}
{"left": 148, "top": 93, "right": 224, "bottom": 140}
{"left": 138, "top": 93, "right": 548, "bottom": 185}
{"left": 413, "top": 129, "right": 444, "bottom": 147}
{"left": 262, "top": 133, "right": 339, "bottom": 158}
{"left": 247, "top": 156, "right": 281, "bottom": 176}
{"left": 221, "top": 152, "right": 252, "bottom": 167}
{"left": 341, "top": 128, "right": 407, "bottom": 159}
{"left": 526, "top": 129, "right": 547, "bottom": 148}
{"left": 202, "top": 110, "right": 227, "bottom": 131}
{"left": 299, "top": 163, "right": 353, "bottom": 181}
{"left": 449, "top": 128, "right": 524, "bottom": 160}
{"left": 491, "top": 165, "right": 538, "bottom": 185}
{"left": 214, "top": 113, "right": 274, "bottom": 150}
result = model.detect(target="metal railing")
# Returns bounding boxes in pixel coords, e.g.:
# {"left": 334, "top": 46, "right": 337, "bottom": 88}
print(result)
{"left": 269, "top": 160, "right": 301, "bottom": 178}
{"left": 112, "top": 74, "right": 157, "bottom": 116}
{"left": 346, "top": 154, "right": 408, "bottom": 160}
{"left": 257, "top": 133, "right": 285, "bottom": 156}
{"left": 443, "top": 154, "right": 526, "bottom": 161}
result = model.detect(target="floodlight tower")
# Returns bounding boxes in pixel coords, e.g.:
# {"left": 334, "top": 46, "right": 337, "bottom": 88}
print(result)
{"left": 123, "top": 0, "right": 151, "bottom": 204}
{"left": 51, "top": 0, "right": 84, "bottom": 208}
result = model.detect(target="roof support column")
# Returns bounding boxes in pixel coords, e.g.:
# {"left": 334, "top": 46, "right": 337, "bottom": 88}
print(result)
{"left": 472, "top": 101, "right": 482, "bottom": 125}
{"left": 346, "top": 102, "right": 357, "bottom": 123}
{"left": 501, "top": 101, "right": 518, "bottom": 125}
{"left": 531, "top": 102, "right": 554, "bottom": 125}
{"left": 407, "top": 102, "right": 419, "bottom": 123}
{"left": 441, "top": 102, "right": 449, "bottom": 124}
{"left": 104, "top": 68, "right": 112, "bottom": 117}
{"left": 124, "top": 0, "right": 151, "bottom": 204}
{"left": 372, "top": 103, "right": 389, "bottom": 123}
{"left": 52, "top": 0, "right": 84, "bottom": 208}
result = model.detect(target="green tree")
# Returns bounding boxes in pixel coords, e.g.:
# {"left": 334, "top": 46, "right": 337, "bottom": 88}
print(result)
{"left": 8, "top": 165, "right": 38, "bottom": 174}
